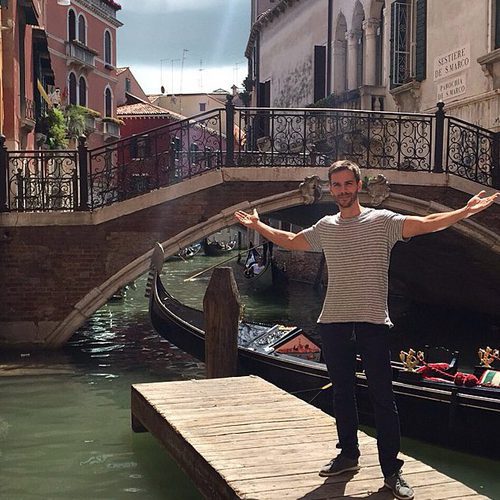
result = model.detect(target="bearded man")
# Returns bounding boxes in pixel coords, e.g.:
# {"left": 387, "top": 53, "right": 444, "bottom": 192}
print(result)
{"left": 234, "top": 159, "right": 499, "bottom": 500}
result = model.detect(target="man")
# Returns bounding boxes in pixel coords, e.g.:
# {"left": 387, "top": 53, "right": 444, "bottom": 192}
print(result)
{"left": 234, "top": 160, "right": 499, "bottom": 500}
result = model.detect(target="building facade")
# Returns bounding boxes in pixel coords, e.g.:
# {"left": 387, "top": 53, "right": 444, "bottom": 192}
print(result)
{"left": 1, "top": 0, "right": 54, "bottom": 149}
{"left": 247, "top": 0, "right": 500, "bottom": 131}
{"left": 46, "top": 0, "right": 122, "bottom": 148}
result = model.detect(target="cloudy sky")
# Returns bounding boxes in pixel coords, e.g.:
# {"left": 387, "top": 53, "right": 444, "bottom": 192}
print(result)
{"left": 117, "top": 0, "right": 251, "bottom": 95}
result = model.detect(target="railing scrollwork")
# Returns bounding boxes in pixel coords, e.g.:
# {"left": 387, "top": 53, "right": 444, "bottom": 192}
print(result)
{"left": 1, "top": 102, "right": 497, "bottom": 213}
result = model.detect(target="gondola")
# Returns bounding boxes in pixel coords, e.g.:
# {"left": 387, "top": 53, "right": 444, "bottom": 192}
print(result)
{"left": 202, "top": 238, "right": 237, "bottom": 256}
{"left": 147, "top": 243, "right": 500, "bottom": 458}
{"left": 237, "top": 242, "right": 274, "bottom": 289}
{"left": 167, "top": 243, "right": 202, "bottom": 261}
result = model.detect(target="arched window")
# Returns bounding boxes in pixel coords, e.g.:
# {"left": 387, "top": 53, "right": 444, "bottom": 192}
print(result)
{"left": 68, "top": 72, "right": 77, "bottom": 105}
{"left": 68, "top": 9, "right": 76, "bottom": 41}
{"left": 104, "top": 87, "right": 112, "bottom": 117}
{"left": 352, "top": 1, "right": 365, "bottom": 88}
{"left": 78, "top": 14, "right": 86, "bottom": 45}
{"left": 104, "top": 30, "right": 112, "bottom": 65}
{"left": 79, "top": 76, "right": 87, "bottom": 107}
{"left": 333, "top": 13, "right": 347, "bottom": 94}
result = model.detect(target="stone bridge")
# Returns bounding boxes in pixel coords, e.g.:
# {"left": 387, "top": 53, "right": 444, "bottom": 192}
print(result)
{"left": 1, "top": 165, "right": 499, "bottom": 349}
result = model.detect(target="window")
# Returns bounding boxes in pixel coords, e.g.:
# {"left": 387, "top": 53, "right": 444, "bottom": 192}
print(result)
{"left": 104, "top": 87, "right": 112, "bottom": 117}
{"left": 199, "top": 102, "right": 206, "bottom": 112}
{"left": 68, "top": 72, "right": 77, "bottom": 105}
{"left": 78, "top": 76, "right": 87, "bottom": 107}
{"left": 78, "top": 14, "right": 86, "bottom": 45}
{"left": 333, "top": 13, "right": 348, "bottom": 94}
{"left": 390, "top": 0, "right": 426, "bottom": 88}
{"left": 190, "top": 143, "right": 200, "bottom": 162}
{"left": 131, "top": 136, "right": 151, "bottom": 159}
{"left": 68, "top": 9, "right": 76, "bottom": 41}
{"left": 172, "top": 136, "right": 181, "bottom": 159}
{"left": 313, "top": 45, "right": 326, "bottom": 102}
{"left": 125, "top": 78, "right": 131, "bottom": 92}
{"left": 104, "top": 30, "right": 112, "bottom": 65}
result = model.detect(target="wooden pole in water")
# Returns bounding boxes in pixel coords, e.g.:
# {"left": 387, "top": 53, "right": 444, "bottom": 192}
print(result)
{"left": 203, "top": 267, "right": 240, "bottom": 378}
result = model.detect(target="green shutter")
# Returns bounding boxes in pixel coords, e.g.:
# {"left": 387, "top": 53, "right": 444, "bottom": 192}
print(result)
{"left": 314, "top": 45, "right": 327, "bottom": 102}
{"left": 389, "top": 1, "right": 396, "bottom": 88}
{"left": 496, "top": 0, "right": 500, "bottom": 49}
{"left": 415, "top": 0, "right": 427, "bottom": 82}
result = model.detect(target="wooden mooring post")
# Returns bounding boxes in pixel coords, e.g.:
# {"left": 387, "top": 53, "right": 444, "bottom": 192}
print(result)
{"left": 203, "top": 267, "right": 240, "bottom": 379}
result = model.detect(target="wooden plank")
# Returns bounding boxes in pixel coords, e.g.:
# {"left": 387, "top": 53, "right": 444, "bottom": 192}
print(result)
{"left": 131, "top": 376, "right": 486, "bottom": 500}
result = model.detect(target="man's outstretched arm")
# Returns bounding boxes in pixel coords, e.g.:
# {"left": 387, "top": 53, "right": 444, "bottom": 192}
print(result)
{"left": 403, "top": 190, "right": 499, "bottom": 238}
{"left": 234, "top": 209, "right": 312, "bottom": 251}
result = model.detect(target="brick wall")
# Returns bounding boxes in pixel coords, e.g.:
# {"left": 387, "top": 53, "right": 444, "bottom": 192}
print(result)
{"left": 0, "top": 181, "right": 498, "bottom": 348}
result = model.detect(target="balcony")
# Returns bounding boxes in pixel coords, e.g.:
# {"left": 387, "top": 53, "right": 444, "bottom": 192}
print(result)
{"left": 65, "top": 40, "right": 97, "bottom": 70}
{"left": 102, "top": 119, "right": 121, "bottom": 141}
{"left": 85, "top": 115, "right": 97, "bottom": 133}
{"left": 21, "top": 97, "right": 36, "bottom": 132}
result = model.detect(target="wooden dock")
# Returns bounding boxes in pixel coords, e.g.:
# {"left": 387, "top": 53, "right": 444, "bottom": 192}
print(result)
{"left": 131, "top": 375, "right": 488, "bottom": 499}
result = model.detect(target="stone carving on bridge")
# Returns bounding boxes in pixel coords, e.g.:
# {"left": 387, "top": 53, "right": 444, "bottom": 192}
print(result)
{"left": 299, "top": 175, "right": 326, "bottom": 204}
{"left": 364, "top": 174, "right": 390, "bottom": 206}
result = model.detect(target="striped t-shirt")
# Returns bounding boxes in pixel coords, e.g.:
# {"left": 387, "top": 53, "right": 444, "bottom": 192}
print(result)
{"left": 302, "top": 208, "right": 407, "bottom": 326}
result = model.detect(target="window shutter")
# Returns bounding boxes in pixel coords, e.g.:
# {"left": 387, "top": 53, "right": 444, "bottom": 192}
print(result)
{"left": 415, "top": 0, "right": 427, "bottom": 81}
{"left": 389, "top": 2, "right": 396, "bottom": 88}
{"left": 496, "top": 0, "right": 500, "bottom": 49}
{"left": 313, "top": 45, "right": 326, "bottom": 102}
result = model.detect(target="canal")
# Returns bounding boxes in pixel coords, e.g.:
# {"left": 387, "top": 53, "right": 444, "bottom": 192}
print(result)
{"left": 0, "top": 254, "right": 499, "bottom": 499}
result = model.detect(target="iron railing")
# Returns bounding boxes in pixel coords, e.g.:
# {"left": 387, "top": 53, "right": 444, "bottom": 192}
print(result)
{"left": 4, "top": 147, "right": 79, "bottom": 211}
{"left": 87, "top": 109, "right": 225, "bottom": 209}
{"left": 446, "top": 116, "right": 497, "bottom": 187}
{"left": 235, "top": 106, "right": 434, "bottom": 171}
{"left": 0, "top": 100, "right": 498, "bottom": 213}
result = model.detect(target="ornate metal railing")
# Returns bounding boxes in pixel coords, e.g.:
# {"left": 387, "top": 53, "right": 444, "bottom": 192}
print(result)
{"left": 22, "top": 97, "right": 35, "bottom": 122}
{"left": 0, "top": 100, "right": 498, "bottom": 213}
{"left": 446, "top": 116, "right": 497, "bottom": 187}
{"left": 235, "top": 107, "right": 434, "bottom": 172}
{"left": 4, "top": 147, "right": 79, "bottom": 211}
{"left": 86, "top": 109, "right": 224, "bottom": 209}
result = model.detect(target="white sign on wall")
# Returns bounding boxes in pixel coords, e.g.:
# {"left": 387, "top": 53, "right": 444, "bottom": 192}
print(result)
{"left": 433, "top": 44, "right": 470, "bottom": 81}
{"left": 437, "top": 74, "right": 467, "bottom": 102}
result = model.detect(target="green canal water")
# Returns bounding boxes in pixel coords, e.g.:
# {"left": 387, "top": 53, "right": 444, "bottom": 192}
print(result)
{"left": 0, "top": 254, "right": 499, "bottom": 499}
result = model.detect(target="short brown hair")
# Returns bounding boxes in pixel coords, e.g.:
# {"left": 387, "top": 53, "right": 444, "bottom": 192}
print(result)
{"left": 328, "top": 160, "right": 361, "bottom": 184}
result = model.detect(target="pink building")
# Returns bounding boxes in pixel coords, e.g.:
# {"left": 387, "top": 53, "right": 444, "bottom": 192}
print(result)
{"left": 1, "top": 0, "right": 54, "bottom": 150}
{"left": 46, "top": 0, "right": 122, "bottom": 149}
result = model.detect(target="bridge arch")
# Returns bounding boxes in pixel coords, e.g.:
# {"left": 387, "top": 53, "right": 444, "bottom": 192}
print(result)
{"left": 46, "top": 188, "right": 499, "bottom": 347}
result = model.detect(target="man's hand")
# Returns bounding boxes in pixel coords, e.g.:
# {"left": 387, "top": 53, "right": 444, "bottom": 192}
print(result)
{"left": 234, "top": 208, "right": 312, "bottom": 251}
{"left": 403, "top": 189, "right": 499, "bottom": 237}
{"left": 235, "top": 209, "right": 260, "bottom": 228}
{"left": 464, "top": 191, "right": 500, "bottom": 218}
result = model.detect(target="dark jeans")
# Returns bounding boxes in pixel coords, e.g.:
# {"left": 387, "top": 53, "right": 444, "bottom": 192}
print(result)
{"left": 318, "top": 322, "right": 404, "bottom": 477}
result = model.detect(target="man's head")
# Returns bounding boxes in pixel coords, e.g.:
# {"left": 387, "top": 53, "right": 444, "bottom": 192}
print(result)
{"left": 328, "top": 160, "right": 362, "bottom": 210}
{"left": 328, "top": 160, "right": 361, "bottom": 184}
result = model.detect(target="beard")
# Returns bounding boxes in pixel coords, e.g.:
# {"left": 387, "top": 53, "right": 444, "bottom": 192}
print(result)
{"left": 333, "top": 189, "right": 359, "bottom": 208}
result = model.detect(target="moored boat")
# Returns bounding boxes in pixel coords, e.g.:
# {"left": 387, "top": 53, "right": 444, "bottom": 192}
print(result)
{"left": 202, "top": 238, "right": 237, "bottom": 256}
{"left": 167, "top": 243, "right": 202, "bottom": 261}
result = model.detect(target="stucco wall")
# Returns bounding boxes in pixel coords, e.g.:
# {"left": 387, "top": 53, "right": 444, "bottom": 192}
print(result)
{"left": 253, "top": 0, "right": 499, "bottom": 130}
{"left": 259, "top": 0, "right": 327, "bottom": 107}
{"left": 419, "top": 0, "right": 490, "bottom": 110}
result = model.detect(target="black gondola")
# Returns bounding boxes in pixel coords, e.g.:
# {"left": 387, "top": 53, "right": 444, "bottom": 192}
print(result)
{"left": 237, "top": 242, "right": 274, "bottom": 288}
{"left": 147, "top": 243, "right": 500, "bottom": 458}
{"left": 202, "top": 238, "right": 237, "bottom": 256}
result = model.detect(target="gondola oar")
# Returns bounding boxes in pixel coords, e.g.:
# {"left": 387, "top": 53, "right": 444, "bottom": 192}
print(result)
{"left": 183, "top": 244, "right": 264, "bottom": 282}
